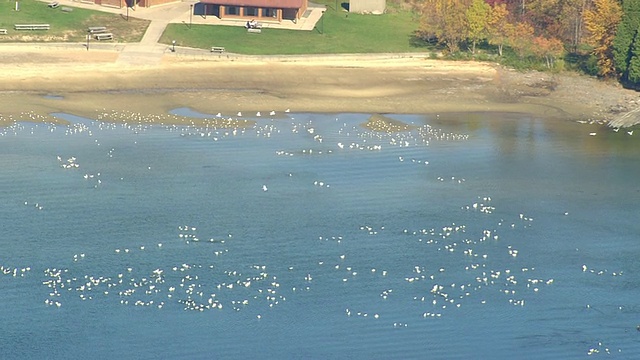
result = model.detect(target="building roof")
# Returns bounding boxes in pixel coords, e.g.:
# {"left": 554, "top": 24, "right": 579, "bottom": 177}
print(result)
{"left": 200, "top": 0, "right": 305, "bottom": 8}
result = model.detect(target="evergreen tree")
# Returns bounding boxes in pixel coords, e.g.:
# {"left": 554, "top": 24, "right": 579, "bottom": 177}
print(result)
{"left": 612, "top": 0, "right": 640, "bottom": 79}
{"left": 627, "top": 27, "right": 640, "bottom": 84}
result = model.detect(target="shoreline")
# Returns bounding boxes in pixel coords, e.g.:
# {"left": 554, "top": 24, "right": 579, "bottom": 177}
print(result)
{"left": 0, "top": 45, "right": 639, "bottom": 128}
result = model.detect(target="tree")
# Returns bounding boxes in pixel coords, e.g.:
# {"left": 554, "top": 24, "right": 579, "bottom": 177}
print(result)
{"left": 487, "top": 3, "right": 511, "bottom": 55}
{"left": 531, "top": 36, "right": 566, "bottom": 67}
{"left": 558, "top": 0, "right": 589, "bottom": 52}
{"left": 507, "top": 21, "right": 536, "bottom": 56}
{"left": 518, "top": 0, "right": 588, "bottom": 50}
{"left": 583, "top": 0, "right": 622, "bottom": 77}
{"left": 524, "top": 0, "right": 563, "bottom": 37}
{"left": 414, "top": 0, "right": 470, "bottom": 52}
{"left": 612, "top": 0, "right": 640, "bottom": 78}
{"left": 627, "top": 26, "right": 640, "bottom": 83}
{"left": 466, "top": 0, "right": 492, "bottom": 53}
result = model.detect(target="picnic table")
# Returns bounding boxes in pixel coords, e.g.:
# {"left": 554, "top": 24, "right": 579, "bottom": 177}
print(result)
{"left": 88, "top": 26, "right": 107, "bottom": 34}
{"left": 93, "top": 33, "right": 113, "bottom": 41}
{"left": 14, "top": 24, "right": 50, "bottom": 30}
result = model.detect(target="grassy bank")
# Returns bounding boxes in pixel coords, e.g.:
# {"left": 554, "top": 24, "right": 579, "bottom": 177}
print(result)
{"left": 0, "top": 0, "right": 148, "bottom": 42}
{"left": 161, "top": 2, "right": 434, "bottom": 54}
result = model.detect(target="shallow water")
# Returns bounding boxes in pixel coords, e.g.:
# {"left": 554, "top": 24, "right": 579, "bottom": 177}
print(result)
{"left": 1, "top": 112, "right": 638, "bottom": 359}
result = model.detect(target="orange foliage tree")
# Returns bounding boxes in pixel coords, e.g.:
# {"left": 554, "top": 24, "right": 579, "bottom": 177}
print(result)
{"left": 487, "top": 3, "right": 511, "bottom": 56}
{"left": 583, "top": 0, "right": 622, "bottom": 77}
{"left": 531, "top": 36, "right": 566, "bottom": 67}
{"left": 506, "top": 21, "right": 535, "bottom": 57}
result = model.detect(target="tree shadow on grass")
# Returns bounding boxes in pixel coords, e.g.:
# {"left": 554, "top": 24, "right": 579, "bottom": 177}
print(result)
{"left": 409, "top": 31, "right": 437, "bottom": 50}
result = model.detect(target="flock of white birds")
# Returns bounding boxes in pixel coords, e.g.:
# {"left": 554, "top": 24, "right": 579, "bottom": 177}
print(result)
{"left": 0, "top": 108, "right": 632, "bottom": 356}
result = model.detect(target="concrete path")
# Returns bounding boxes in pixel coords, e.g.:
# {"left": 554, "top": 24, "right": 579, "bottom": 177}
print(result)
{"left": 116, "top": 20, "right": 170, "bottom": 65}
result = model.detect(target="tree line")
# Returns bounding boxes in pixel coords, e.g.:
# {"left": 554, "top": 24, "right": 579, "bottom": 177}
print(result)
{"left": 411, "top": 0, "right": 640, "bottom": 87}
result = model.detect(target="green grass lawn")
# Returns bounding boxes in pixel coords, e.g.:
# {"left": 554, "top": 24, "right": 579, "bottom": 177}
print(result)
{"left": 0, "top": 0, "right": 148, "bottom": 42}
{"left": 161, "top": 1, "right": 435, "bottom": 54}
{"left": 1, "top": 0, "right": 433, "bottom": 55}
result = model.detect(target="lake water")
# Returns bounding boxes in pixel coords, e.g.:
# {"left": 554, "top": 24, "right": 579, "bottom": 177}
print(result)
{"left": 0, "top": 111, "right": 638, "bottom": 359}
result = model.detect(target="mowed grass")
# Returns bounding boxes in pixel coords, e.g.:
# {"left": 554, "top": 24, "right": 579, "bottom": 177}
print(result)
{"left": 0, "top": 0, "right": 148, "bottom": 42}
{"left": 161, "top": 2, "right": 433, "bottom": 54}
{"left": 1, "top": 0, "right": 433, "bottom": 55}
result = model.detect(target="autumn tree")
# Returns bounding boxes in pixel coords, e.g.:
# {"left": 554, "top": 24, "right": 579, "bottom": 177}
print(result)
{"left": 414, "top": 0, "right": 470, "bottom": 52}
{"left": 531, "top": 36, "right": 566, "bottom": 67}
{"left": 466, "top": 0, "right": 492, "bottom": 53}
{"left": 583, "top": 0, "right": 622, "bottom": 77}
{"left": 558, "top": 0, "right": 589, "bottom": 52}
{"left": 487, "top": 3, "right": 511, "bottom": 55}
{"left": 507, "top": 21, "right": 536, "bottom": 56}
{"left": 509, "top": 0, "right": 588, "bottom": 51}
{"left": 523, "top": 0, "right": 563, "bottom": 36}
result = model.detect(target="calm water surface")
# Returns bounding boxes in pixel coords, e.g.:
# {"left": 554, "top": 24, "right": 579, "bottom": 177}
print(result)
{"left": 0, "top": 111, "right": 638, "bottom": 359}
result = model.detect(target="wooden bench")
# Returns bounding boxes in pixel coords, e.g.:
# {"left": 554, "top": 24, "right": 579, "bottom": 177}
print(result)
{"left": 94, "top": 32, "right": 113, "bottom": 41}
{"left": 88, "top": 26, "right": 107, "bottom": 34}
{"left": 0, "top": 29, "right": 7, "bottom": 35}
{"left": 211, "top": 46, "right": 225, "bottom": 53}
{"left": 247, "top": 28, "right": 261, "bottom": 33}
{"left": 14, "top": 24, "right": 50, "bottom": 31}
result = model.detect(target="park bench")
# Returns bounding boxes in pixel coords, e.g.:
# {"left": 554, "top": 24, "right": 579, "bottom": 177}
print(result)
{"left": 93, "top": 32, "right": 113, "bottom": 40}
{"left": 14, "top": 24, "right": 50, "bottom": 31}
{"left": 211, "top": 46, "right": 225, "bottom": 53}
{"left": 0, "top": 29, "right": 7, "bottom": 35}
{"left": 247, "top": 28, "right": 261, "bottom": 34}
{"left": 61, "top": 6, "right": 73, "bottom": 12}
{"left": 88, "top": 26, "right": 107, "bottom": 34}
{"left": 47, "top": 1, "right": 59, "bottom": 8}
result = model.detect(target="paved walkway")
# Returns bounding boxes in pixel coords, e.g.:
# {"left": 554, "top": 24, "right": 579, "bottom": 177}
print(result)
{"left": 38, "top": 0, "right": 326, "bottom": 65}
{"left": 116, "top": 20, "right": 170, "bottom": 65}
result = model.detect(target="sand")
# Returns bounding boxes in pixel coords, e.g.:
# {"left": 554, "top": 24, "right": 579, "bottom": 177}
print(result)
{"left": 0, "top": 45, "right": 639, "bottom": 127}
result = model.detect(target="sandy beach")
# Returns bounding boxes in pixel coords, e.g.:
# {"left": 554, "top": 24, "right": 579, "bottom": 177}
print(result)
{"left": 1, "top": 45, "right": 638, "bottom": 127}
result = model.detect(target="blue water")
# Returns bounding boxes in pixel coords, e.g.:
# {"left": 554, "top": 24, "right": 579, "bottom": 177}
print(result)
{"left": 1, "top": 112, "right": 639, "bottom": 359}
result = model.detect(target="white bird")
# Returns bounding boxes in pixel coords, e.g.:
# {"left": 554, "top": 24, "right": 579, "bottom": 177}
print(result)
{"left": 284, "top": 109, "right": 290, "bottom": 113}
{"left": 256, "top": 112, "right": 261, "bottom": 117}
{"left": 628, "top": 130, "right": 634, "bottom": 135}
{"left": 237, "top": 112, "right": 242, "bottom": 117}
{"left": 269, "top": 111, "right": 276, "bottom": 116}
{"left": 262, "top": 185, "right": 268, "bottom": 192}
{"left": 589, "top": 132, "right": 597, "bottom": 136}
{"left": 216, "top": 113, "right": 222, "bottom": 118}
